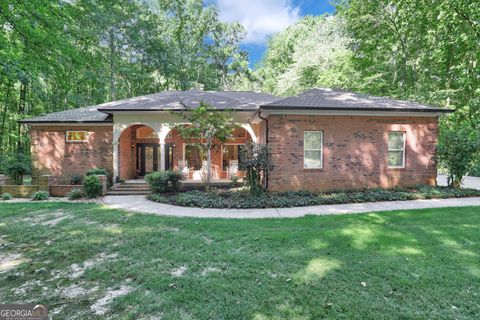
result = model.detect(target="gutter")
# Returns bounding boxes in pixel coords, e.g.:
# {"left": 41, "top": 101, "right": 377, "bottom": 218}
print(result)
{"left": 257, "top": 108, "right": 269, "bottom": 190}
{"left": 260, "top": 105, "right": 455, "bottom": 113}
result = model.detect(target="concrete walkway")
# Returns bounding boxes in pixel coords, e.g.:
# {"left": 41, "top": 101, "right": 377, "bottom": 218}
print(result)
{"left": 102, "top": 175, "right": 480, "bottom": 219}
{"left": 102, "top": 195, "right": 480, "bottom": 219}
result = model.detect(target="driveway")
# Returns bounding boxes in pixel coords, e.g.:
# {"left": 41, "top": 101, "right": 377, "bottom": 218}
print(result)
{"left": 437, "top": 174, "right": 480, "bottom": 190}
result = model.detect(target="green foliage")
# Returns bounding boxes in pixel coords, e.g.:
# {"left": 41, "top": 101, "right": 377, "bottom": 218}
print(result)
{"left": 0, "top": 153, "right": 31, "bottom": 185}
{"left": 147, "top": 193, "right": 169, "bottom": 204}
{"left": 176, "top": 103, "right": 237, "bottom": 186}
{"left": 336, "top": 0, "right": 479, "bottom": 122}
{"left": 437, "top": 120, "right": 480, "bottom": 188}
{"left": 175, "top": 186, "right": 480, "bottom": 209}
{"left": 82, "top": 175, "right": 102, "bottom": 198}
{"left": 67, "top": 188, "right": 84, "bottom": 200}
{"left": 241, "top": 15, "right": 357, "bottom": 95}
{"left": 0, "top": 0, "right": 247, "bottom": 153}
{"left": 86, "top": 168, "right": 108, "bottom": 176}
{"left": 1, "top": 193, "right": 13, "bottom": 201}
{"left": 239, "top": 142, "right": 273, "bottom": 195}
{"left": 70, "top": 175, "right": 83, "bottom": 185}
{"left": 31, "top": 191, "right": 49, "bottom": 201}
{"left": 145, "top": 170, "right": 182, "bottom": 194}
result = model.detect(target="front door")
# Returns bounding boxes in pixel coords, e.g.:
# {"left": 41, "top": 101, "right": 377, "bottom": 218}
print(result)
{"left": 165, "top": 143, "right": 174, "bottom": 171}
{"left": 137, "top": 143, "right": 159, "bottom": 176}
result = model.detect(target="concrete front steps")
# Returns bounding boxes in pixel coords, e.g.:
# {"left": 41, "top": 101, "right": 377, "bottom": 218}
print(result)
{"left": 106, "top": 182, "right": 151, "bottom": 196}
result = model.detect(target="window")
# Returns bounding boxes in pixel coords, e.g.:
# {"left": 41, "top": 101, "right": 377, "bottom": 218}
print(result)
{"left": 222, "top": 144, "right": 243, "bottom": 171}
{"left": 388, "top": 132, "right": 405, "bottom": 168}
{"left": 136, "top": 126, "right": 158, "bottom": 139}
{"left": 66, "top": 131, "right": 88, "bottom": 142}
{"left": 184, "top": 144, "right": 203, "bottom": 170}
{"left": 304, "top": 131, "right": 323, "bottom": 169}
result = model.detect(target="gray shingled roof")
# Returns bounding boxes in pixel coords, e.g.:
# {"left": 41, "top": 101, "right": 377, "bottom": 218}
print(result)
{"left": 21, "top": 105, "right": 112, "bottom": 123}
{"left": 21, "top": 90, "right": 280, "bottom": 123}
{"left": 97, "top": 90, "right": 280, "bottom": 112}
{"left": 261, "top": 88, "right": 453, "bottom": 113}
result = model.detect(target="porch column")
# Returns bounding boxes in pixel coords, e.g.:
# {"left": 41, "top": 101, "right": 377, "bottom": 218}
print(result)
{"left": 158, "top": 124, "right": 171, "bottom": 171}
{"left": 159, "top": 142, "right": 166, "bottom": 171}
{"left": 113, "top": 141, "right": 119, "bottom": 182}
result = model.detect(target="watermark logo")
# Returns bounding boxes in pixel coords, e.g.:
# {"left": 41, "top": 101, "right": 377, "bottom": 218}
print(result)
{"left": 0, "top": 304, "right": 48, "bottom": 320}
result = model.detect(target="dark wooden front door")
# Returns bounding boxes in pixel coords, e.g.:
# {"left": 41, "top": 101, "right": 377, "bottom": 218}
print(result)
{"left": 137, "top": 143, "right": 159, "bottom": 176}
{"left": 165, "top": 143, "right": 174, "bottom": 170}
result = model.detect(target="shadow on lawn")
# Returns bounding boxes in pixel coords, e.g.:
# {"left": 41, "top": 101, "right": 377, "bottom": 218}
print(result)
{"left": 0, "top": 203, "right": 479, "bottom": 319}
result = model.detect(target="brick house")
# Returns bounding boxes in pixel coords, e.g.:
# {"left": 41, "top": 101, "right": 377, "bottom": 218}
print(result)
{"left": 21, "top": 88, "right": 452, "bottom": 192}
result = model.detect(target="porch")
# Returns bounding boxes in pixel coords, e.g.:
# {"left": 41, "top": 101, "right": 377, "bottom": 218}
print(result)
{"left": 113, "top": 119, "right": 259, "bottom": 182}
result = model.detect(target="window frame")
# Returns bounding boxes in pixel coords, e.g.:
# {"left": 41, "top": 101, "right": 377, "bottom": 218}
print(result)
{"left": 221, "top": 143, "right": 245, "bottom": 172}
{"left": 387, "top": 131, "right": 406, "bottom": 168}
{"left": 303, "top": 131, "right": 323, "bottom": 169}
{"left": 65, "top": 130, "right": 88, "bottom": 143}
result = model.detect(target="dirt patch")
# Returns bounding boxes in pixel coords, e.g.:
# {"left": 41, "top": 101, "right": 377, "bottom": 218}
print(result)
{"left": 51, "top": 252, "right": 118, "bottom": 280}
{"left": 90, "top": 285, "right": 132, "bottom": 315}
{"left": 201, "top": 267, "right": 220, "bottom": 276}
{"left": 202, "top": 236, "right": 213, "bottom": 245}
{"left": 21, "top": 209, "right": 74, "bottom": 226}
{"left": 58, "top": 284, "right": 98, "bottom": 299}
{"left": 170, "top": 266, "right": 187, "bottom": 277}
{"left": 12, "top": 279, "right": 43, "bottom": 295}
{"left": 0, "top": 253, "right": 27, "bottom": 273}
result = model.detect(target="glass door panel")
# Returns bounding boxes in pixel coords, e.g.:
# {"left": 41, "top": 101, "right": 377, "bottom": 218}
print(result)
{"left": 145, "top": 146, "right": 155, "bottom": 173}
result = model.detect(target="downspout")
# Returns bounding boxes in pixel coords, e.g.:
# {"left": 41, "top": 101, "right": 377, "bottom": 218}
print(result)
{"left": 257, "top": 108, "right": 269, "bottom": 190}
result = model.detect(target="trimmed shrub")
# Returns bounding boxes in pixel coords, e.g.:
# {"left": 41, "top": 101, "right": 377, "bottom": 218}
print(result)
{"left": 67, "top": 188, "right": 84, "bottom": 200}
{"left": 145, "top": 170, "right": 182, "bottom": 193}
{"left": 174, "top": 185, "right": 480, "bottom": 209}
{"left": 0, "top": 153, "right": 31, "bottom": 185}
{"left": 1, "top": 193, "right": 13, "bottom": 201}
{"left": 147, "top": 193, "right": 169, "bottom": 203}
{"left": 70, "top": 175, "right": 83, "bottom": 185}
{"left": 86, "top": 168, "right": 108, "bottom": 176}
{"left": 83, "top": 175, "right": 102, "bottom": 198}
{"left": 32, "top": 191, "right": 49, "bottom": 201}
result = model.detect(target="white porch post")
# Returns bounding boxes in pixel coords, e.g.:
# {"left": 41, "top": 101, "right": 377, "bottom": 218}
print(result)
{"left": 158, "top": 124, "right": 171, "bottom": 171}
{"left": 113, "top": 141, "right": 119, "bottom": 182}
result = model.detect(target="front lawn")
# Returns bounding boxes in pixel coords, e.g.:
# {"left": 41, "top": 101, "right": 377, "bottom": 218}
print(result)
{"left": 1, "top": 203, "right": 479, "bottom": 319}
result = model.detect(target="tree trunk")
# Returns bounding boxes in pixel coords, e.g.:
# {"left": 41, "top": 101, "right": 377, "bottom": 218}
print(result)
{"left": 17, "top": 79, "right": 27, "bottom": 154}
{"left": 0, "top": 80, "right": 12, "bottom": 153}
{"left": 109, "top": 28, "right": 116, "bottom": 101}
{"left": 206, "top": 145, "right": 212, "bottom": 188}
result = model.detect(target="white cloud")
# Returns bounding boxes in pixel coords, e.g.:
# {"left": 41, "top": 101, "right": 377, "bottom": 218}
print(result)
{"left": 216, "top": 0, "right": 300, "bottom": 44}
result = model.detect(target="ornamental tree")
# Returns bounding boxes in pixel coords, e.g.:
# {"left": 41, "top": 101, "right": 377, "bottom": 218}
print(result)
{"left": 437, "top": 120, "right": 480, "bottom": 188}
{"left": 175, "top": 102, "right": 237, "bottom": 188}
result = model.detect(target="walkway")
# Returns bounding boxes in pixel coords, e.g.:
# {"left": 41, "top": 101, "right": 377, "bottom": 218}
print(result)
{"left": 102, "top": 175, "right": 480, "bottom": 219}
{"left": 102, "top": 196, "right": 480, "bottom": 219}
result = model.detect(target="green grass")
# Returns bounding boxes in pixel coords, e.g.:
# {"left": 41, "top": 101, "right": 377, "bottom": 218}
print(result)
{"left": 0, "top": 203, "right": 479, "bottom": 319}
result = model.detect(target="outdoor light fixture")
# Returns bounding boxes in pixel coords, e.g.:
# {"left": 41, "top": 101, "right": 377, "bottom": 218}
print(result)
{"left": 131, "top": 144, "right": 135, "bottom": 148}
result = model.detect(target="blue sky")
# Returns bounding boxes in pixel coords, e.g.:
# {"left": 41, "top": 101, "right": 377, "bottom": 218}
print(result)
{"left": 214, "top": 0, "right": 336, "bottom": 67}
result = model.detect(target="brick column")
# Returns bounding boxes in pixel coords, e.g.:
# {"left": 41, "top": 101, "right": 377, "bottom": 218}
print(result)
{"left": 37, "top": 175, "right": 52, "bottom": 192}
{"left": 97, "top": 175, "right": 108, "bottom": 196}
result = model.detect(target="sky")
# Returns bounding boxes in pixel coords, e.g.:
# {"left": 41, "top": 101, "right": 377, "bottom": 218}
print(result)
{"left": 214, "top": 0, "right": 336, "bottom": 66}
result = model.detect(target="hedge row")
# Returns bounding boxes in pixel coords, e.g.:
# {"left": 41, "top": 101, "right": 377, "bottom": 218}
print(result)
{"left": 148, "top": 185, "right": 480, "bottom": 209}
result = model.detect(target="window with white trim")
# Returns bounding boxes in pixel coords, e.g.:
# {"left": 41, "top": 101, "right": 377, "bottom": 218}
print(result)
{"left": 304, "top": 131, "right": 323, "bottom": 169}
{"left": 388, "top": 132, "right": 405, "bottom": 168}
{"left": 66, "top": 131, "right": 88, "bottom": 142}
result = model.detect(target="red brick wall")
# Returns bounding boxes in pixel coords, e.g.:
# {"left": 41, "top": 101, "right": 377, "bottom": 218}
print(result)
{"left": 267, "top": 115, "right": 438, "bottom": 191}
{"left": 30, "top": 125, "right": 113, "bottom": 184}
